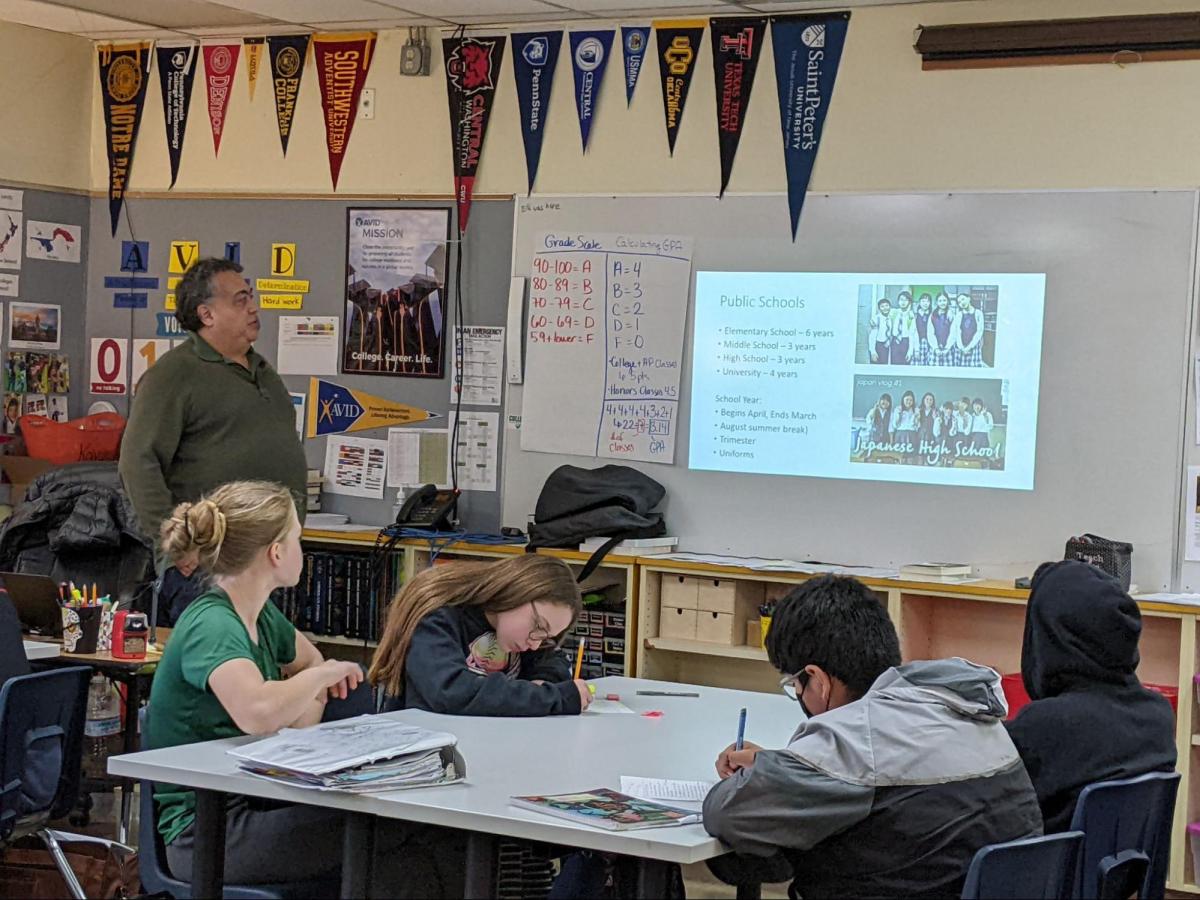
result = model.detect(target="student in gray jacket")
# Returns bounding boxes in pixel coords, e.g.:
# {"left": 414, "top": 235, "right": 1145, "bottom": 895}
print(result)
{"left": 703, "top": 576, "right": 1042, "bottom": 898}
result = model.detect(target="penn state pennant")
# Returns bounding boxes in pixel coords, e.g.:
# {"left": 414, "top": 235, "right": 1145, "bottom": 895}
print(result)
{"left": 202, "top": 42, "right": 239, "bottom": 156}
{"left": 568, "top": 30, "right": 614, "bottom": 152}
{"left": 772, "top": 12, "right": 850, "bottom": 240}
{"left": 442, "top": 35, "right": 506, "bottom": 234}
{"left": 313, "top": 32, "right": 376, "bottom": 190}
{"left": 98, "top": 42, "right": 152, "bottom": 236}
{"left": 268, "top": 34, "right": 311, "bottom": 156}
{"left": 654, "top": 20, "right": 705, "bottom": 156}
{"left": 711, "top": 18, "right": 765, "bottom": 196}
{"left": 511, "top": 31, "right": 562, "bottom": 193}
{"left": 155, "top": 43, "right": 197, "bottom": 189}
{"left": 244, "top": 37, "right": 264, "bottom": 101}
{"left": 621, "top": 26, "right": 650, "bottom": 106}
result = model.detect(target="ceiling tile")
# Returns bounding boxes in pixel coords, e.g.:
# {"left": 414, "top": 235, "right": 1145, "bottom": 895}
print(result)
{"left": 205, "top": 0, "right": 403, "bottom": 24}
{"left": 51, "top": 0, "right": 274, "bottom": 28}
{"left": 555, "top": 0, "right": 740, "bottom": 8}
{"left": 379, "top": 0, "right": 560, "bottom": 16}
{"left": 305, "top": 17, "right": 450, "bottom": 29}
{"left": 0, "top": 0, "right": 144, "bottom": 33}
{"left": 180, "top": 22, "right": 316, "bottom": 35}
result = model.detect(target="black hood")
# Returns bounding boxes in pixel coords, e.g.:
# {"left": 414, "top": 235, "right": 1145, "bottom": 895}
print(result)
{"left": 1022, "top": 560, "right": 1141, "bottom": 700}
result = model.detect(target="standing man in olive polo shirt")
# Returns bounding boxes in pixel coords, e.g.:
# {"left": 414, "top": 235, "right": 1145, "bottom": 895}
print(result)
{"left": 120, "top": 257, "right": 308, "bottom": 622}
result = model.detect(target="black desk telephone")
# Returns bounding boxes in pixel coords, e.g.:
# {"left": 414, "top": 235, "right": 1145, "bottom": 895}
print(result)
{"left": 395, "top": 484, "right": 459, "bottom": 530}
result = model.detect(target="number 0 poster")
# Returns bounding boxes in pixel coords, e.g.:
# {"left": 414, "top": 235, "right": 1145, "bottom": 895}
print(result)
{"left": 343, "top": 208, "right": 452, "bottom": 378}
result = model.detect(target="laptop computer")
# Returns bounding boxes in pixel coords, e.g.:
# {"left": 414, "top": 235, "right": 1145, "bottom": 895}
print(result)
{"left": 1, "top": 572, "right": 62, "bottom": 636}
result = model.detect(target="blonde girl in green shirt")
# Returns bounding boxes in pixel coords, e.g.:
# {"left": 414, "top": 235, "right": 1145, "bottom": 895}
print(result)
{"left": 145, "top": 480, "right": 363, "bottom": 885}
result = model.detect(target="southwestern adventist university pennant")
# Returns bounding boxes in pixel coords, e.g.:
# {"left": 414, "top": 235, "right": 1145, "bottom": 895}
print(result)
{"left": 313, "top": 32, "right": 376, "bottom": 190}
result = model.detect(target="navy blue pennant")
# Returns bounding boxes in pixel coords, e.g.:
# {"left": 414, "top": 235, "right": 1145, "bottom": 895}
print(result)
{"left": 569, "top": 30, "right": 614, "bottom": 152}
{"left": 771, "top": 13, "right": 850, "bottom": 240}
{"left": 511, "top": 32, "right": 562, "bottom": 193}
{"left": 621, "top": 26, "right": 650, "bottom": 106}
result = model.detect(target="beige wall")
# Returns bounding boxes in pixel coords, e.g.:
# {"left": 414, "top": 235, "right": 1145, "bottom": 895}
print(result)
{"left": 0, "top": 21, "right": 92, "bottom": 191}
{"left": 72, "top": 0, "right": 1200, "bottom": 197}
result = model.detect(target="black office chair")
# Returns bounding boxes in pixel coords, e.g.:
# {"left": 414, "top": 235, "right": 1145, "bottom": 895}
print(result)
{"left": 0, "top": 663, "right": 101, "bottom": 900}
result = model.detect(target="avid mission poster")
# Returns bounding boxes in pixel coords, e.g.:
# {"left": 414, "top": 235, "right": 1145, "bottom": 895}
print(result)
{"left": 343, "top": 208, "right": 452, "bottom": 378}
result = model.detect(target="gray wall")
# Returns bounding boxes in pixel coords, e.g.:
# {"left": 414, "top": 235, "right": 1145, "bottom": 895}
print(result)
{"left": 0, "top": 185, "right": 90, "bottom": 420}
{"left": 85, "top": 196, "right": 514, "bottom": 530}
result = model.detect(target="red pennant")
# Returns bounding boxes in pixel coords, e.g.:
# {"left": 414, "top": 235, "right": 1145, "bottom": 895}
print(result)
{"left": 312, "top": 33, "right": 375, "bottom": 190}
{"left": 202, "top": 43, "right": 239, "bottom": 156}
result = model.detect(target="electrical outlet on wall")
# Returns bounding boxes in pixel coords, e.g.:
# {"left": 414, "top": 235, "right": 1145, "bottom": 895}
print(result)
{"left": 359, "top": 87, "right": 375, "bottom": 120}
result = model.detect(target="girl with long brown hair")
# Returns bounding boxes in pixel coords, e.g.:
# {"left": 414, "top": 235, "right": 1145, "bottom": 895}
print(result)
{"left": 370, "top": 554, "right": 591, "bottom": 715}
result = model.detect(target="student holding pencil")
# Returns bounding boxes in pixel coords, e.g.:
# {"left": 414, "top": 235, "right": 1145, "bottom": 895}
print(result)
{"left": 370, "top": 554, "right": 591, "bottom": 715}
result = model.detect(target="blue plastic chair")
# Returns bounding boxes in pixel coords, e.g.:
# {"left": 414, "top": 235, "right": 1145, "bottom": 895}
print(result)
{"left": 1069, "top": 771, "right": 1180, "bottom": 900}
{"left": 137, "top": 708, "right": 340, "bottom": 899}
{"left": 960, "top": 831, "right": 1083, "bottom": 899}
{"left": 0, "top": 664, "right": 97, "bottom": 899}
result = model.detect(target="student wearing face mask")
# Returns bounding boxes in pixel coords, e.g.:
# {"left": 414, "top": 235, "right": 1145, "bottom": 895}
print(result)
{"left": 702, "top": 576, "right": 1042, "bottom": 899}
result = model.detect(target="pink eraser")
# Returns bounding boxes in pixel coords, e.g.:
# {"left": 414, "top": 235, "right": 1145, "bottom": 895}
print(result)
{"left": 606, "top": 693, "right": 621, "bottom": 701}
{"left": 641, "top": 710, "right": 663, "bottom": 718}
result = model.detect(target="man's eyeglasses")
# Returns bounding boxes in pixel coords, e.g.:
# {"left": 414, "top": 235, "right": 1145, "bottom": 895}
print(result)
{"left": 780, "top": 669, "right": 810, "bottom": 702}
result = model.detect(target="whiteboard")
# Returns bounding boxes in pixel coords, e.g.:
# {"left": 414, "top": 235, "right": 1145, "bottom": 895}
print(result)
{"left": 504, "top": 192, "right": 1198, "bottom": 589}
{"left": 520, "top": 231, "right": 693, "bottom": 463}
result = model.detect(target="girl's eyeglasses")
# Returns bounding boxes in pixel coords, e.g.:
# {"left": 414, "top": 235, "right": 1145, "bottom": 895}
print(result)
{"left": 528, "top": 602, "right": 559, "bottom": 649}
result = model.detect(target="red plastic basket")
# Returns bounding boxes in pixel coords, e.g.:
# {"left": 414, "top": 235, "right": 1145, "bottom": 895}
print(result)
{"left": 19, "top": 413, "right": 125, "bottom": 465}
{"left": 1003, "top": 672, "right": 1178, "bottom": 720}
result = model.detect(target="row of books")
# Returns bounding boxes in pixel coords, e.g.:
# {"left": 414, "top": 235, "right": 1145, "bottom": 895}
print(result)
{"left": 274, "top": 550, "right": 405, "bottom": 642}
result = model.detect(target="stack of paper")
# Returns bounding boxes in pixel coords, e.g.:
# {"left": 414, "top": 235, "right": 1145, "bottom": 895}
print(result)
{"left": 229, "top": 716, "right": 461, "bottom": 792}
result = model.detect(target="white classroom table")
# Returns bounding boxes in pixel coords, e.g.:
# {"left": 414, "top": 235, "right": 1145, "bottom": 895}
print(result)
{"left": 23, "top": 639, "right": 59, "bottom": 660}
{"left": 108, "top": 676, "right": 800, "bottom": 898}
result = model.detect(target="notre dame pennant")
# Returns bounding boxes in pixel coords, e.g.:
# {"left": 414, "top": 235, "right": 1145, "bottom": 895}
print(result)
{"left": 98, "top": 42, "right": 152, "bottom": 236}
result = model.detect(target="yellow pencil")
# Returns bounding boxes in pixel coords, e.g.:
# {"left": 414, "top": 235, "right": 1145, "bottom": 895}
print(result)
{"left": 573, "top": 637, "right": 585, "bottom": 680}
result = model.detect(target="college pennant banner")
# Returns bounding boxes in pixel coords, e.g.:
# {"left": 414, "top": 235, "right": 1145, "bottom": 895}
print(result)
{"left": 155, "top": 43, "right": 197, "bottom": 189}
{"left": 313, "top": 32, "right": 376, "bottom": 190}
{"left": 244, "top": 37, "right": 264, "bottom": 101}
{"left": 306, "top": 377, "right": 438, "bottom": 438}
{"left": 772, "top": 12, "right": 850, "bottom": 240}
{"left": 654, "top": 19, "right": 705, "bottom": 156}
{"left": 621, "top": 26, "right": 650, "bottom": 106}
{"left": 98, "top": 42, "right": 152, "bottom": 236}
{"left": 268, "top": 34, "right": 311, "bottom": 156}
{"left": 711, "top": 17, "right": 766, "bottom": 197}
{"left": 511, "top": 32, "right": 562, "bottom": 194}
{"left": 202, "top": 42, "right": 239, "bottom": 156}
{"left": 442, "top": 35, "right": 506, "bottom": 234}
{"left": 569, "top": 30, "right": 614, "bottom": 152}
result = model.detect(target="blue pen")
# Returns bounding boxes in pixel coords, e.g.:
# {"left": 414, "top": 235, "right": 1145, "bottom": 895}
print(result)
{"left": 736, "top": 707, "right": 747, "bottom": 751}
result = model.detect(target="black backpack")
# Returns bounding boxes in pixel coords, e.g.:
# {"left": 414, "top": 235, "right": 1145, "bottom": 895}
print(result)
{"left": 527, "top": 465, "right": 666, "bottom": 580}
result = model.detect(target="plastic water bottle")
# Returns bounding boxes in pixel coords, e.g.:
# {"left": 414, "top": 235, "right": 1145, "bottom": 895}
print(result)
{"left": 84, "top": 674, "right": 121, "bottom": 759}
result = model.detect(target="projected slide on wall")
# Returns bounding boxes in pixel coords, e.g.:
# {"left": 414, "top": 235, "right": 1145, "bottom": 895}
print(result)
{"left": 688, "top": 272, "right": 1046, "bottom": 490}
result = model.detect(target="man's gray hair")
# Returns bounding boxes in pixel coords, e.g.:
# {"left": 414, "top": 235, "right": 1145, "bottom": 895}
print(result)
{"left": 175, "top": 257, "right": 244, "bottom": 332}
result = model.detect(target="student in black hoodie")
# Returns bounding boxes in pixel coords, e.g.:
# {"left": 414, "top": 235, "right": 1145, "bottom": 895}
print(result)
{"left": 369, "top": 554, "right": 590, "bottom": 715}
{"left": 1006, "top": 560, "right": 1177, "bottom": 832}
